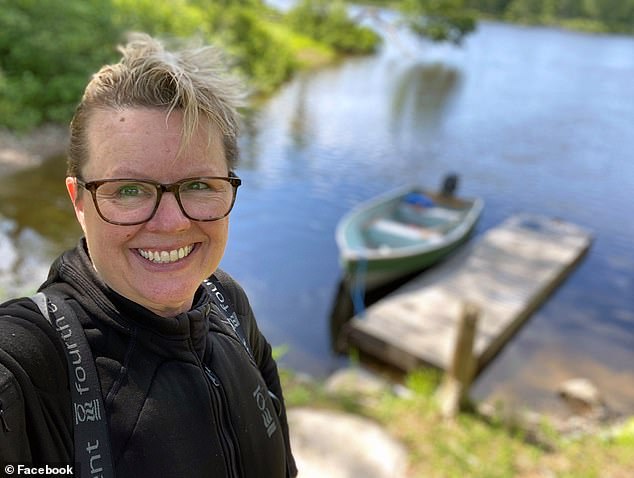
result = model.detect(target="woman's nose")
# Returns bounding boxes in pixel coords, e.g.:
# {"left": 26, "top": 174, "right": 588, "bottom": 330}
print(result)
{"left": 145, "top": 192, "right": 191, "bottom": 232}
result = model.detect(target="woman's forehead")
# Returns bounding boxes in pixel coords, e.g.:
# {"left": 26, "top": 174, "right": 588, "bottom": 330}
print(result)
{"left": 83, "top": 108, "right": 227, "bottom": 177}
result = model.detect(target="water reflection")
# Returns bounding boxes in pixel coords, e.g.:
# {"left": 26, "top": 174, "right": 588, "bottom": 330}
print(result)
{"left": 288, "top": 74, "right": 312, "bottom": 151}
{"left": 0, "top": 156, "right": 80, "bottom": 297}
{"left": 0, "top": 156, "right": 77, "bottom": 243}
{"left": 390, "top": 62, "right": 462, "bottom": 137}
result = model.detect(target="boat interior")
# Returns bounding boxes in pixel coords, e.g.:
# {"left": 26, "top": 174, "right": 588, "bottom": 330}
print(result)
{"left": 364, "top": 192, "right": 469, "bottom": 249}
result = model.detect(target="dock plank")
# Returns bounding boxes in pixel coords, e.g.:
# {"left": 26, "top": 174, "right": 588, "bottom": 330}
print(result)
{"left": 343, "top": 214, "right": 593, "bottom": 374}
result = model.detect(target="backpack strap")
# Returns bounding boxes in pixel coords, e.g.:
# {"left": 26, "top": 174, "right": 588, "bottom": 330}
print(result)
{"left": 203, "top": 276, "right": 283, "bottom": 414}
{"left": 203, "top": 275, "right": 254, "bottom": 361}
{"left": 31, "top": 292, "right": 115, "bottom": 478}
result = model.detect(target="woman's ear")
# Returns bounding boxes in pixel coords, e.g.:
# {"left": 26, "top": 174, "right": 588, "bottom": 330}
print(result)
{"left": 66, "top": 177, "right": 87, "bottom": 233}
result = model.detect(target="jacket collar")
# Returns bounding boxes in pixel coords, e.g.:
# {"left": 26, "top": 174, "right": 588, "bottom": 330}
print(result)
{"left": 40, "top": 238, "right": 212, "bottom": 359}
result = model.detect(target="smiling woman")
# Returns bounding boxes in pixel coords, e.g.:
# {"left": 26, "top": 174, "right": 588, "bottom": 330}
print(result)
{"left": 67, "top": 108, "right": 233, "bottom": 317}
{"left": 0, "top": 34, "right": 297, "bottom": 478}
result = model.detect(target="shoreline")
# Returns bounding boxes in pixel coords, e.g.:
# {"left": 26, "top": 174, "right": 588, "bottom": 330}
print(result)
{"left": 0, "top": 124, "right": 69, "bottom": 173}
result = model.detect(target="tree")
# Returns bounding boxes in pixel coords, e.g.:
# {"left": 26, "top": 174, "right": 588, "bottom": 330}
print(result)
{"left": 399, "top": 0, "right": 477, "bottom": 44}
{"left": 466, "top": 0, "right": 634, "bottom": 32}
{"left": 285, "top": 0, "right": 381, "bottom": 54}
{"left": 211, "top": 7, "right": 297, "bottom": 93}
{"left": 0, "top": 0, "right": 122, "bottom": 130}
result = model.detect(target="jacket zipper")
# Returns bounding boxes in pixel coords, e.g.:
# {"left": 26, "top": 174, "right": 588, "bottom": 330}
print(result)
{"left": 202, "top": 364, "right": 241, "bottom": 478}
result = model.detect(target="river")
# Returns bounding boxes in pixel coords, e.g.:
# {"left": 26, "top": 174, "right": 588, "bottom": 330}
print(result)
{"left": 1, "top": 20, "right": 632, "bottom": 417}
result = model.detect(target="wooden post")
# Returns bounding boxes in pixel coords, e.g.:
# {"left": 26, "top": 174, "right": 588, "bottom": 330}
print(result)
{"left": 437, "top": 302, "right": 479, "bottom": 418}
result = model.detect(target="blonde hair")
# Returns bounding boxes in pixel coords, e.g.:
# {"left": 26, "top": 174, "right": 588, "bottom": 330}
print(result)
{"left": 68, "top": 33, "right": 245, "bottom": 176}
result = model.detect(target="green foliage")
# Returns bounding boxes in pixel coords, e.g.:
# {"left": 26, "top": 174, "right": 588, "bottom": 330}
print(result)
{"left": 113, "top": 0, "right": 297, "bottom": 94}
{"left": 611, "top": 417, "right": 634, "bottom": 446}
{"left": 112, "top": 0, "right": 213, "bottom": 37}
{"left": 263, "top": 22, "right": 336, "bottom": 70}
{"left": 210, "top": 7, "right": 297, "bottom": 94}
{"left": 465, "top": 0, "right": 634, "bottom": 33}
{"left": 399, "top": 0, "right": 477, "bottom": 44}
{"left": 0, "top": 0, "right": 122, "bottom": 130}
{"left": 271, "top": 344, "right": 289, "bottom": 361}
{"left": 405, "top": 367, "right": 442, "bottom": 397}
{"left": 286, "top": 0, "right": 381, "bottom": 54}
{"left": 2, "top": 0, "right": 378, "bottom": 132}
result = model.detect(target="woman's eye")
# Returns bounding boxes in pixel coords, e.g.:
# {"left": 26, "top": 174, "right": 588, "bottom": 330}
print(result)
{"left": 118, "top": 184, "right": 142, "bottom": 196}
{"left": 187, "top": 181, "right": 209, "bottom": 190}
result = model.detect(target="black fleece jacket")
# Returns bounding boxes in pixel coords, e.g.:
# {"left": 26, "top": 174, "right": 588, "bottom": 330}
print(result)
{"left": 0, "top": 240, "right": 297, "bottom": 477}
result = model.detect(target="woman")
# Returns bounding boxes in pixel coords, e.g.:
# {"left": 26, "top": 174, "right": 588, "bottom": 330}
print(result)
{"left": 0, "top": 34, "right": 297, "bottom": 477}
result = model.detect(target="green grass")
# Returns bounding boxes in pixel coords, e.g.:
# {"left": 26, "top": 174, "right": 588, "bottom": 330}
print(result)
{"left": 280, "top": 368, "right": 634, "bottom": 477}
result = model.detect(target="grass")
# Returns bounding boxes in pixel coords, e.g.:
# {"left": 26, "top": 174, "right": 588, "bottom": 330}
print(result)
{"left": 280, "top": 367, "right": 634, "bottom": 477}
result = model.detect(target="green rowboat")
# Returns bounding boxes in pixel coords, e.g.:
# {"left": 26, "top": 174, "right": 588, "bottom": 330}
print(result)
{"left": 336, "top": 176, "right": 484, "bottom": 290}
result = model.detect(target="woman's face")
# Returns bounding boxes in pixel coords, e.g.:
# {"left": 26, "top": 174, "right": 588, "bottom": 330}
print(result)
{"left": 66, "top": 108, "right": 231, "bottom": 317}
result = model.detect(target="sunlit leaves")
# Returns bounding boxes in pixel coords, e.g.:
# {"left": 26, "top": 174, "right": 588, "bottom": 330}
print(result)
{"left": 285, "top": 0, "right": 381, "bottom": 54}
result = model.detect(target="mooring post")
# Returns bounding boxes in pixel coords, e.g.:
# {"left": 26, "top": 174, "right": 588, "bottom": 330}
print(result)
{"left": 437, "top": 301, "right": 480, "bottom": 418}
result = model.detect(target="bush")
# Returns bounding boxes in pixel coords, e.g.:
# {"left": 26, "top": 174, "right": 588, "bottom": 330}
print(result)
{"left": 112, "top": 0, "right": 213, "bottom": 38}
{"left": 286, "top": 0, "right": 381, "bottom": 54}
{"left": 210, "top": 7, "right": 297, "bottom": 94}
{"left": 0, "top": 0, "right": 299, "bottom": 130}
{"left": 0, "top": 0, "right": 122, "bottom": 130}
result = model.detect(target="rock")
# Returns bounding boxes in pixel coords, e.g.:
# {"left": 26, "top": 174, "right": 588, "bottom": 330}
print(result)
{"left": 557, "top": 377, "right": 613, "bottom": 437}
{"left": 324, "top": 367, "right": 389, "bottom": 396}
{"left": 324, "top": 367, "right": 415, "bottom": 406}
{"left": 557, "top": 377, "right": 604, "bottom": 413}
{"left": 287, "top": 407, "right": 408, "bottom": 478}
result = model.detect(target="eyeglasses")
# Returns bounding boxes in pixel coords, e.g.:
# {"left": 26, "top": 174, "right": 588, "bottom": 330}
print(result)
{"left": 76, "top": 174, "right": 242, "bottom": 225}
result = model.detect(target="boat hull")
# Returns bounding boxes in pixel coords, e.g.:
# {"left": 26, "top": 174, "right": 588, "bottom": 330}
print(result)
{"left": 340, "top": 218, "right": 478, "bottom": 290}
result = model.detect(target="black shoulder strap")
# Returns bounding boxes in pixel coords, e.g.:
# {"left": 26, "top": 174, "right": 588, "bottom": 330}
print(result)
{"left": 31, "top": 292, "right": 115, "bottom": 478}
{"left": 203, "top": 276, "right": 283, "bottom": 415}
{"left": 203, "top": 275, "right": 254, "bottom": 360}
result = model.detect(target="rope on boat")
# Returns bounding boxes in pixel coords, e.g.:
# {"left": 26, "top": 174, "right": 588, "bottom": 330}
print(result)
{"left": 350, "top": 257, "right": 368, "bottom": 318}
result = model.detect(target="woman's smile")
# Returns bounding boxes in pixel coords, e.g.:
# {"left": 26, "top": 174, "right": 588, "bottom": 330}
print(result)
{"left": 137, "top": 244, "right": 195, "bottom": 264}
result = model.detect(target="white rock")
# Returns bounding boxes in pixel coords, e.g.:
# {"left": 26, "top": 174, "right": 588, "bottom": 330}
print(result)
{"left": 288, "top": 407, "right": 408, "bottom": 478}
{"left": 558, "top": 377, "right": 603, "bottom": 408}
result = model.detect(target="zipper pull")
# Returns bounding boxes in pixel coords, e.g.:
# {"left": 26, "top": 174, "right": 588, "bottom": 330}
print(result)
{"left": 203, "top": 365, "right": 221, "bottom": 387}
{"left": 0, "top": 400, "right": 11, "bottom": 432}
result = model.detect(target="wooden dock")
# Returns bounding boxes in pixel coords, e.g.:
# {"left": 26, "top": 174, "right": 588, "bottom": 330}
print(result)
{"left": 342, "top": 214, "right": 593, "bottom": 374}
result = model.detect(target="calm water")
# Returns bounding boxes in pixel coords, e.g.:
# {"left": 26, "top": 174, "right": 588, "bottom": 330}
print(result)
{"left": 1, "top": 21, "right": 633, "bottom": 416}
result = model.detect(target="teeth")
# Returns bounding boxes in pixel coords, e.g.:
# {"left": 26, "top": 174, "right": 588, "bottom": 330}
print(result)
{"left": 139, "top": 245, "right": 194, "bottom": 264}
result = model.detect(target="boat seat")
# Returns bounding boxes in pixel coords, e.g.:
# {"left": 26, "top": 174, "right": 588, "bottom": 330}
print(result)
{"left": 367, "top": 218, "right": 442, "bottom": 248}
{"left": 396, "top": 202, "right": 463, "bottom": 228}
